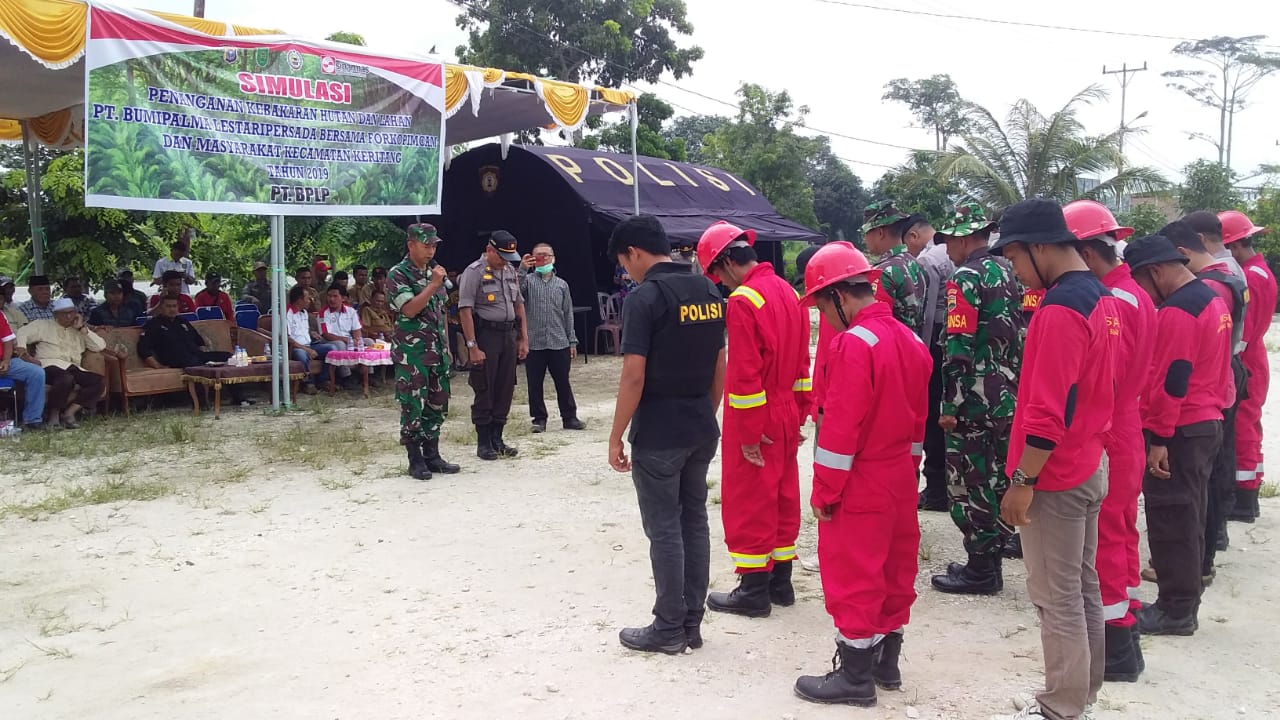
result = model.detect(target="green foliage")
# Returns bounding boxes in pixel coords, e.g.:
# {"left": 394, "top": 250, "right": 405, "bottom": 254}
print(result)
{"left": 873, "top": 152, "right": 962, "bottom": 227}
{"left": 581, "top": 93, "right": 687, "bottom": 160}
{"left": 882, "top": 74, "right": 972, "bottom": 151}
{"left": 1247, "top": 188, "right": 1280, "bottom": 279}
{"left": 807, "top": 137, "right": 870, "bottom": 242}
{"left": 1116, "top": 202, "right": 1171, "bottom": 238}
{"left": 702, "top": 84, "right": 819, "bottom": 229}
{"left": 1179, "top": 159, "right": 1240, "bottom": 213}
{"left": 664, "top": 114, "right": 728, "bottom": 164}
{"left": 454, "top": 0, "right": 703, "bottom": 86}
{"left": 325, "top": 31, "right": 367, "bottom": 46}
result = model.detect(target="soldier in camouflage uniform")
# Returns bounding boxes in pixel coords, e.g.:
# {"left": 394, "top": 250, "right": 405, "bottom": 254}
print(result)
{"left": 389, "top": 224, "right": 461, "bottom": 480}
{"left": 861, "top": 200, "right": 927, "bottom": 335}
{"left": 929, "top": 203, "right": 1025, "bottom": 595}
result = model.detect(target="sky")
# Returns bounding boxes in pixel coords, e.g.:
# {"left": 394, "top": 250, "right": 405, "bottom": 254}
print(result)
{"left": 134, "top": 0, "right": 1280, "bottom": 186}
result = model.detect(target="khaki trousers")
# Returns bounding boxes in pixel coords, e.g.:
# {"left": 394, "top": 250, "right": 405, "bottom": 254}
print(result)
{"left": 1020, "top": 455, "right": 1108, "bottom": 720}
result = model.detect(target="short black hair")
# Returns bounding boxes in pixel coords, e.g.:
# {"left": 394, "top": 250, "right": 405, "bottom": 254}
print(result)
{"left": 295, "top": 266, "right": 312, "bottom": 277}
{"left": 832, "top": 280, "right": 875, "bottom": 300}
{"left": 1074, "top": 238, "right": 1118, "bottom": 265}
{"left": 161, "top": 270, "right": 184, "bottom": 283}
{"left": 373, "top": 267, "right": 388, "bottom": 277}
{"left": 1235, "top": 236, "right": 1255, "bottom": 250}
{"left": 333, "top": 271, "right": 349, "bottom": 282}
{"left": 288, "top": 285, "right": 307, "bottom": 305}
{"left": 608, "top": 214, "right": 669, "bottom": 259}
{"left": 327, "top": 284, "right": 347, "bottom": 296}
{"left": 161, "top": 295, "right": 180, "bottom": 305}
{"left": 724, "top": 245, "right": 757, "bottom": 266}
{"left": 888, "top": 215, "right": 916, "bottom": 240}
{"left": 794, "top": 244, "right": 821, "bottom": 283}
{"left": 1161, "top": 220, "right": 1208, "bottom": 254}
{"left": 170, "top": 241, "right": 184, "bottom": 252}
{"left": 1183, "top": 210, "right": 1222, "bottom": 239}
{"left": 354, "top": 265, "right": 368, "bottom": 272}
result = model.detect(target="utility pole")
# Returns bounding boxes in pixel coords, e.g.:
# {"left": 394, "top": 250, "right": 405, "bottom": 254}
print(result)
{"left": 193, "top": 0, "right": 205, "bottom": 17}
{"left": 1103, "top": 62, "right": 1147, "bottom": 210}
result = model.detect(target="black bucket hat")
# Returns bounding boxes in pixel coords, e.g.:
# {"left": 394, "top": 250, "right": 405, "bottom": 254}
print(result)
{"left": 1124, "top": 234, "right": 1190, "bottom": 271}
{"left": 991, "top": 198, "right": 1077, "bottom": 255}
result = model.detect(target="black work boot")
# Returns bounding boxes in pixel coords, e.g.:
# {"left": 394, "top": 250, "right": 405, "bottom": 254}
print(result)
{"left": 932, "top": 553, "right": 1002, "bottom": 595}
{"left": 405, "top": 442, "right": 432, "bottom": 480}
{"left": 1229, "top": 487, "right": 1259, "bottom": 523}
{"left": 1216, "top": 522, "right": 1230, "bottom": 551}
{"left": 1104, "top": 623, "right": 1141, "bottom": 682}
{"left": 707, "top": 571, "right": 772, "bottom": 618}
{"left": 491, "top": 422, "right": 518, "bottom": 458}
{"left": 1130, "top": 625, "right": 1146, "bottom": 674}
{"left": 618, "top": 623, "right": 687, "bottom": 655}
{"left": 1002, "top": 533, "right": 1023, "bottom": 559}
{"left": 794, "top": 641, "right": 877, "bottom": 707}
{"left": 684, "top": 610, "right": 704, "bottom": 649}
{"left": 476, "top": 424, "right": 498, "bottom": 461}
{"left": 1136, "top": 604, "right": 1197, "bottom": 636}
{"left": 873, "top": 632, "right": 903, "bottom": 690}
{"left": 917, "top": 492, "right": 949, "bottom": 512}
{"left": 770, "top": 560, "right": 796, "bottom": 607}
{"left": 421, "top": 437, "right": 460, "bottom": 474}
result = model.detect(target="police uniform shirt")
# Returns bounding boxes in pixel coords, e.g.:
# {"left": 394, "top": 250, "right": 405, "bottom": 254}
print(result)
{"left": 458, "top": 256, "right": 523, "bottom": 322}
{"left": 620, "top": 262, "right": 726, "bottom": 449}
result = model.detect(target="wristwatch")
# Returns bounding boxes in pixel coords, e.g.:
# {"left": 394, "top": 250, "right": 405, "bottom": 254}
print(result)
{"left": 465, "top": 340, "right": 477, "bottom": 348}
{"left": 1011, "top": 468, "right": 1038, "bottom": 487}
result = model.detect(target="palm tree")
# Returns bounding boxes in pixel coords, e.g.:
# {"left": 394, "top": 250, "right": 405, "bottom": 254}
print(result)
{"left": 929, "top": 85, "right": 1169, "bottom": 211}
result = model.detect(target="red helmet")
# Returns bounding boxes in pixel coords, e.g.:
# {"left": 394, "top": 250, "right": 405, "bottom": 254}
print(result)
{"left": 1062, "top": 200, "right": 1133, "bottom": 242}
{"left": 800, "top": 241, "right": 872, "bottom": 307}
{"left": 697, "top": 221, "right": 756, "bottom": 282}
{"left": 1218, "top": 210, "right": 1268, "bottom": 245}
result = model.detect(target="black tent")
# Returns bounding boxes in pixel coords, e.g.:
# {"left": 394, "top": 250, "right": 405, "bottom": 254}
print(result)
{"left": 432, "top": 144, "right": 824, "bottom": 343}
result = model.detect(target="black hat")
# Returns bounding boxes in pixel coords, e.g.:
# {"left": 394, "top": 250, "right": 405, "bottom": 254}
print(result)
{"left": 794, "top": 244, "right": 821, "bottom": 285}
{"left": 27, "top": 274, "right": 49, "bottom": 287}
{"left": 103, "top": 279, "right": 123, "bottom": 293}
{"left": 990, "top": 198, "right": 1076, "bottom": 255}
{"left": 205, "top": 270, "right": 222, "bottom": 281}
{"left": 1182, "top": 210, "right": 1222, "bottom": 237}
{"left": 489, "top": 230, "right": 520, "bottom": 262}
{"left": 1124, "top": 234, "right": 1189, "bottom": 271}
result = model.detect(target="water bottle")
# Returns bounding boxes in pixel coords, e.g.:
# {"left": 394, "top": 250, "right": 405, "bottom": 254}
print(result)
{"left": 263, "top": 341, "right": 271, "bottom": 360}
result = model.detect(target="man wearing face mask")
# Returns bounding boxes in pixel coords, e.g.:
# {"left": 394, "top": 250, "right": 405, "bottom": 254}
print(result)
{"left": 519, "top": 243, "right": 584, "bottom": 434}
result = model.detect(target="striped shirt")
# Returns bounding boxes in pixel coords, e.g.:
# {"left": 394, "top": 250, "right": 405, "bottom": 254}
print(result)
{"left": 519, "top": 269, "right": 576, "bottom": 351}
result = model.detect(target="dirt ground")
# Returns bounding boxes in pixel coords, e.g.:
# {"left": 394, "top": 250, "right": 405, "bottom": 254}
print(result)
{"left": 2, "top": 348, "right": 1278, "bottom": 720}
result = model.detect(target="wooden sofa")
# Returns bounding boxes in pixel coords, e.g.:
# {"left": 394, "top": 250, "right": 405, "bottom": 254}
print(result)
{"left": 95, "top": 319, "right": 274, "bottom": 414}
{"left": 11, "top": 347, "right": 110, "bottom": 419}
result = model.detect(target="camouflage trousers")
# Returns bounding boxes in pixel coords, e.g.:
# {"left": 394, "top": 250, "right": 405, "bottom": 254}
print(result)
{"left": 946, "top": 418, "right": 1013, "bottom": 556}
{"left": 394, "top": 348, "right": 451, "bottom": 444}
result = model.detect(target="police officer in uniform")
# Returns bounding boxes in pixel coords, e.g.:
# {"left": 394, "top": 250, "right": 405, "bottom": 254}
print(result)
{"left": 670, "top": 239, "right": 700, "bottom": 272}
{"left": 458, "top": 231, "right": 529, "bottom": 460}
{"left": 607, "top": 215, "right": 727, "bottom": 655}
{"left": 388, "top": 224, "right": 461, "bottom": 480}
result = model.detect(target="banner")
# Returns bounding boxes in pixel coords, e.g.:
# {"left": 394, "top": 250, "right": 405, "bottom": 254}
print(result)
{"left": 84, "top": 5, "right": 445, "bottom": 216}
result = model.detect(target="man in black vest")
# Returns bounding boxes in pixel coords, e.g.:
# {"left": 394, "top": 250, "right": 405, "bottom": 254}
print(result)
{"left": 608, "top": 214, "right": 728, "bottom": 656}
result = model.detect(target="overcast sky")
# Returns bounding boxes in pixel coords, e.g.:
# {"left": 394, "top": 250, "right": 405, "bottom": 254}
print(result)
{"left": 139, "top": 0, "right": 1280, "bottom": 186}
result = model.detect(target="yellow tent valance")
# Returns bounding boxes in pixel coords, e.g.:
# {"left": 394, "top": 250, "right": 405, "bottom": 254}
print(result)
{"left": 0, "top": 0, "right": 281, "bottom": 69}
{"left": 0, "top": 106, "right": 81, "bottom": 147}
{"left": 444, "top": 64, "right": 634, "bottom": 133}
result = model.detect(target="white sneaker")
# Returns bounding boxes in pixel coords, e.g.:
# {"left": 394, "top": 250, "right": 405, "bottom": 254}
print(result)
{"left": 800, "top": 556, "right": 821, "bottom": 573}
{"left": 990, "top": 704, "right": 1048, "bottom": 720}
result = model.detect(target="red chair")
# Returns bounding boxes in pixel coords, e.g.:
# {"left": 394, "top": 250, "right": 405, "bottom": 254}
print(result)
{"left": 593, "top": 292, "right": 623, "bottom": 355}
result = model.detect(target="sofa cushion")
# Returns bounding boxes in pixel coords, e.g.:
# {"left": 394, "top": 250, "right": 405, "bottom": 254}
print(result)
{"left": 123, "top": 367, "right": 185, "bottom": 395}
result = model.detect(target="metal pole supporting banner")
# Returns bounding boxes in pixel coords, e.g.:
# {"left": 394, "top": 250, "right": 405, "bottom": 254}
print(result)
{"left": 19, "top": 120, "right": 45, "bottom": 276}
{"left": 630, "top": 103, "right": 640, "bottom": 215}
{"left": 269, "top": 216, "right": 281, "bottom": 409}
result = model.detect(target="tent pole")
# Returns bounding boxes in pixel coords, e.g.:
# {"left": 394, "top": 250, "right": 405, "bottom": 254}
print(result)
{"left": 630, "top": 103, "right": 639, "bottom": 214}
{"left": 269, "top": 216, "right": 281, "bottom": 410}
{"left": 277, "top": 216, "right": 292, "bottom": 408}
{"left": 20, "top": 120, "right": 44, "bottom": 276}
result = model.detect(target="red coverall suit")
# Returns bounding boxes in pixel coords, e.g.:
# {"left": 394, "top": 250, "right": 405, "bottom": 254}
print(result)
{"left": 1237, "top": 255, "right": 1278, "bottom": 487}
{"left": 811, "top": 317, "right": 837, "bottom": 423}
{"left": 813, "top": 303, "right": 932, "bottom": 641}
{"left": 1098, "top": 265, "right": 1156, "bottom": 627}
{"left": 722, "top": 263, "right": 813, "bottom": 573}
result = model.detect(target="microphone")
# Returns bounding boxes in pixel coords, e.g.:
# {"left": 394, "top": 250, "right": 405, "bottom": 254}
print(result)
{"left": 429, "top": 260, "right": 454, "bottom": 291}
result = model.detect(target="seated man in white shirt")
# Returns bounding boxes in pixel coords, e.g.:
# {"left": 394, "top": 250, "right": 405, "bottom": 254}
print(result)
{"left": 285, "top": 285, "right": 342, "bottom": 394}
{"left": 318, "top": 285, "right": 363, "bottom": 386}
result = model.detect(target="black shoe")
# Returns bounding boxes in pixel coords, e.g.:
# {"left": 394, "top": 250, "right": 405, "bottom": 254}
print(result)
{"left": 1130, "top": 625, "right": 1145, "bottom": 675}
{"left": 531, "top": 419, "right": 547, "bottom": 434}
{"left": 618, "top": 624, "right": 687, "bottom": 655}
{"left": 917, "top": 493, "right": 949, "bottom": 512}
{"left": 769, "top": 560, "right": 796, "bottom": 607}
{"left": 707, "top": 571, "right": 772, "bottom": 618}
{"left": 405, "top": 442, "right": 432, "bottom": 480}
{"left": 1136, "top": 604, "right": 1197, "bottom": 636}
{"left": 22, "top": 422, "right": 47, "bottom": 432}
{"left": 685, "top": 625, "right": 703, "bottom": 649}
{"left": 1215, "top": 525, "right": 1230, "bottom": 552}
{"left": 421, "top": 437, "right": 460, "bottom": 474}
{"left": 1104, "top": 623, "right": 1141, "bottom": 682}
{"left": 932, "top": 553, "right": 1002, "bottom": 595}
{"left": 1002, "top": 534, "right": 1024, "bottom": 559}
{"left": 563, "top": 418, "right": 586, "bottom": 430}
{"left": 491, "top": 422, "right": 518, "bottom": 458}
{"left": 476, "top": 424, "right": 498, "bottom": 461}
{"left": 873, "top": 632, "right": 903, "bottom": 690}
{"left": 1229, "top": 487, "right": 1259, "bottom": 523}
{"left": 794, "top": 642, "right": 877, "bottom": 707}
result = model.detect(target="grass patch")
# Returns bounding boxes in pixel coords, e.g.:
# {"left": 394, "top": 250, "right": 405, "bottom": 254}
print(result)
{"left": 255, "top": 421, "right": 397, "bottom": 470}
{"left": 1260, "top": 482, "right": 1279, "bottom": 499}
{"left": 10, "top": 412, "right": 206, "bottom": 462}
{"left": 1, "top": 479, "right": 175, "bottom": 520}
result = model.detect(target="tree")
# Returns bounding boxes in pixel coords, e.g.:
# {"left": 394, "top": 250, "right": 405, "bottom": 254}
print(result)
{"left": 701, "top": 84, "right": 819, "bottom": 228}
{"left": 872, "top": 152, "right": 963, "bottom": 226}
{"left": 1163, "top": 36, "right": 1280, "bottom": 170}
{"left": 664, "top": 114, "right": 728, "bottom": 164}
{"left": 1178, "top": 158, "right": 1240, "bottom": 213}
{"left": 807, "top": 137, "right": 869, "bottom": 241}
{"left": 581, "top": 93, "right": 687, "bottom": 160}
{"left": 454, "top": 0, "right": 703, "bottom": 86}
{"left": 1116, "top": 202, "right": 1171, "bottom": 238}
{"left": 325, "top": 31, "right": 366, "bottom": 46}
{"left": 1247, "top": 188, "right": 1280, "bottom": 288}
{"left": 930, "top": 86, "right": 1168, "bottom": 212}
{"left": 882, "top": 74, "right": 971, "bottom": 151}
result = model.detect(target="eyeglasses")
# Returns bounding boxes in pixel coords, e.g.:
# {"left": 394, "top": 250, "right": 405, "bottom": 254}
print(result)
{"left": 533, "top": 253, "right": 554, "bottom": 260}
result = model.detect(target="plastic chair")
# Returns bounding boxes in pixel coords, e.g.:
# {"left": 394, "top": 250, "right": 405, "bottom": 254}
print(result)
{"left": 234, "top": 303, "right": 257, "bottom": 313}
{"left": 196, "top": 306, "right": 225, "bottom": 321}
{"left": 178, "top": 312, "right": 198, "bottom": 322}
{"left": 235, "top": 309, "right": 261, "bottom": 330}
{"left": 593, "top": 292, "right": 623, "bottom": 355}
{"left": 135, "top": 316, "right": 148, "bottom": 326}
{"left": 0, "top": 378, "right": 17, "bottom": 428}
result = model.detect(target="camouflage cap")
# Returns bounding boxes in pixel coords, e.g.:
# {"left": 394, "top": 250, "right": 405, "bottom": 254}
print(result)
{"left": 935, "top": 202, "right": 998, "bottom": 239}
{"left": 407, "top": 223, "right": 441, "bottom": 244}
{"left": 860, "top": 200, "right": 911, "bottom": 234}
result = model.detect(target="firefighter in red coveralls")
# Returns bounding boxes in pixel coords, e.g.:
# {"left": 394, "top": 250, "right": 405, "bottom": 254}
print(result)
{"left": 697, "top": 221, "right": 813, "bottom": 618}
{"left": 792, "top": 243, "right": 932, "bottom": 708}
{"left": 1221, "top": 210, "right": 1276, "bottom": 522}
{"left": 1063, "top": 200, "right": 1154, "bottom": 683}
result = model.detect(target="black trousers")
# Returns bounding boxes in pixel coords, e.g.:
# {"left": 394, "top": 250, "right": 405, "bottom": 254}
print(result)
{"left": 921, "top": 340, "right": 948, "bottom": 502}
{"left": 44, "top": 365, "right": 103, "bottom": 414}
{"left": 1204, "top": 401, "right": 1238, "bottom": 572}
{"left": 525, "top": 348, "right": 578, "bottom": 423}
{"left": 630, "top": 441, "right": 716, "bottom": 631}
{"left": 1145, "top": 420, "right": 1221, "bottom": 618}
{"left": 469, "top": 324, "right": 517, "bottom": 426}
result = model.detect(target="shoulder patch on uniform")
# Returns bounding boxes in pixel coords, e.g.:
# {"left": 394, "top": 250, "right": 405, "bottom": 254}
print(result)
{"left": 848, "top": 325, "right": 879, "bottom": 346}
{"left": 1042, "top": 271, "right": 1102, "bottom": 318}
{"left": 1164, "top": 280, "right": 1216, "bottom": 317}
{"left": 730, "top": 286, "right": 766, "bottom": 309}
{"left": 1249, "top": 265, "right": 1270, "bottom": 279}
{"left": 945, "top": 280, "right": 977, "bottom": 335}
{"left": 1110, "top": 287, "right": 1140, "bottom": 309}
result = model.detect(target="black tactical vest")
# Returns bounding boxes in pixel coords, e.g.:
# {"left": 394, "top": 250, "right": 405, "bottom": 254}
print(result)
{"left": 643, "top": 272, "right": 725, "bottom": 398}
